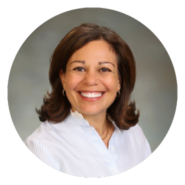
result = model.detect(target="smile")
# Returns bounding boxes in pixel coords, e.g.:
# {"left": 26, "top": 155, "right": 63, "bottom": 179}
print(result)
{"left": 80, "top": 92, "right": 103, "bottom": 98}
{"left": 78, "top": 91, "right": 105, "bottom": 101}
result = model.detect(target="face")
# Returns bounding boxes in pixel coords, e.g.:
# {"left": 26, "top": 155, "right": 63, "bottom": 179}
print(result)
{"left": 59, "top": 40, "right": 120, "bottom": 117}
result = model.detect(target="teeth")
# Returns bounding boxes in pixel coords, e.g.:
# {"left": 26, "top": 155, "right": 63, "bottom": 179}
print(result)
{"left": 80, "top": 92, "right": 103, "bottom": 98}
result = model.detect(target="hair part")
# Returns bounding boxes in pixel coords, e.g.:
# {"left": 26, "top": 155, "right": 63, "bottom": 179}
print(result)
{"left": 36, "top": 23, "right": 139, "bottom": 130}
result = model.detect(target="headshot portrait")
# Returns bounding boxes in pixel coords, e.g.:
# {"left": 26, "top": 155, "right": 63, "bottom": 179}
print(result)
{"left": 8, "top": 8, "right": 177, "bottom": 177}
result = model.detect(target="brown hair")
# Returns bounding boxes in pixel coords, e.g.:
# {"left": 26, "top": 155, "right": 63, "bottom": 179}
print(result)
{"left": 36, "top": 23, "right": 139, "bottom": 130}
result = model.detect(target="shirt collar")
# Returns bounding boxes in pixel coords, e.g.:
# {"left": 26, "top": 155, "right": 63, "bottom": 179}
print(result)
{"left": 69, "top": 110, "right": 90, "bottom": 126}
{"left": 69, "top": 110, "right": 120, "bottom": 131}
{"left": 70, "top": 109, "right": 85, "bottom": 120}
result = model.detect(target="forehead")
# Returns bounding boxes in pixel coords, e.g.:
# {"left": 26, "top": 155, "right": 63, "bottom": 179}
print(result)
{"left": 68, "top": 40, "right": 117, "bottom": 64}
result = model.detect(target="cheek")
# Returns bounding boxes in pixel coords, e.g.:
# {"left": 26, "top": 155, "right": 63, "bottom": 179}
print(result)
{"left": 104, "top": 76, "right": 119, "bottom": 91}
{"left": 65, "top": 74, "right": 82, "bottom": 91}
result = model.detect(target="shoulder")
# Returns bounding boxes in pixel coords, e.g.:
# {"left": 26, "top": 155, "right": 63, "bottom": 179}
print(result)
{"left": 25, "top": 118, "right": 69, "bottom": 140}
{"left": 24, "top": 122, "right": 51, "bottom": 154}
{"left": 24, "top": 121, "right": 61, "bottom": 170}
{"left": 127, "top": 124, "right": 151, "bottom": 156}
{"left": 25, "top": 122, "right": 48, "bottom": 141}
{"left": 129, "top": 124, "right": 146, "bottom": 139}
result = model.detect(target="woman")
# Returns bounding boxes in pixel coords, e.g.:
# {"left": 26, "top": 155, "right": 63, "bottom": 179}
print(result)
{"left": 25, "top": 23, "right": 151, "bottom": 177}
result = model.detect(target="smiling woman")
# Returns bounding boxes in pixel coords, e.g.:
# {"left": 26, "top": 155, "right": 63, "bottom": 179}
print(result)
{"left": 25, "top": 23, "right": 151, "bottom": 177}
{"left": 60, "top": 40, "right": 120, "bottom": 121}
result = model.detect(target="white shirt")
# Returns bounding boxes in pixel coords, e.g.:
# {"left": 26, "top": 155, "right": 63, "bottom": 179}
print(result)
{"left": 25, "top": 110, "right": 151, "bottom": 177}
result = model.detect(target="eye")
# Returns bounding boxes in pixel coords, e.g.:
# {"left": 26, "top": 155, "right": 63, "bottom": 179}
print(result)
{"left": 100, "top": 68, "right": 111, "bottom": 72}
{"left": 73, "top": 67, "right": 85, "bottom": 72}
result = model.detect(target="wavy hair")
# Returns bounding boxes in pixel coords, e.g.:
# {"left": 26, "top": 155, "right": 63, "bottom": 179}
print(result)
{"left": 36, "top": 23, "right": 139, "bottom": 130}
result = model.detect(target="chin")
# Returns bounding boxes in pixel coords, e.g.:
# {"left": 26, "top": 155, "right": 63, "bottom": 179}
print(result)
{"left": 78, "top": 106, "right": 107, "bottom": 117}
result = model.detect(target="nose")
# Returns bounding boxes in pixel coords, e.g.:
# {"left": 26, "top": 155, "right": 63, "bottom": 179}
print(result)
{"left": 83, "top": 70, "right": 99, "bottom": 86}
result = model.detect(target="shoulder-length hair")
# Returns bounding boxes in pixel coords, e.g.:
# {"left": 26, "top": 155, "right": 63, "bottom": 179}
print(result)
{"left": 36, "top": 23, "right": 139, "bottom": 130}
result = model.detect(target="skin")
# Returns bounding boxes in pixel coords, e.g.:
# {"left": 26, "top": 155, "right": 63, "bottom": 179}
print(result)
{"left": 59, "top": 40, "right": 120, "bottom": 148}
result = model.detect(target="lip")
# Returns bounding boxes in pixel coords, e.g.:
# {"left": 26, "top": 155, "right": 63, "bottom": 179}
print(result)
{"left": 77, "top": 91, "right": 106, "bottom": 102}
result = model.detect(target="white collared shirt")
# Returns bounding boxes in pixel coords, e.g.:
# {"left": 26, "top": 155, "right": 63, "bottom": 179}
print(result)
{"left": 25, "top": 111, "right": 151, "bottom": 177}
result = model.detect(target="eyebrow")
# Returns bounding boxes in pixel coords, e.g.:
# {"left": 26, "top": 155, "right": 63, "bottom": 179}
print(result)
{"left": 70, "top": 60, "right": 115, "bottom": 67}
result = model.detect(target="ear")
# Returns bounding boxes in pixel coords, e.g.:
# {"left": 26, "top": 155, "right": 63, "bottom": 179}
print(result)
{"left": 59, "top": 70, "right": 66, "bottom": 90}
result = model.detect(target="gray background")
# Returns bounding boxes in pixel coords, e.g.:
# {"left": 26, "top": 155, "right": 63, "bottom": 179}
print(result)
{"left": 8, "top": 8, "right": 177, "bottom": 152}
